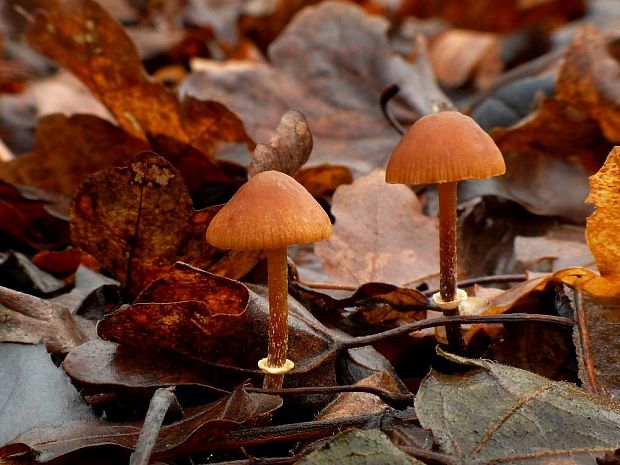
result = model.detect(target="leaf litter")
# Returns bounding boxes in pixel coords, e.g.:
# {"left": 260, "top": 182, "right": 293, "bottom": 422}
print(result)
{"left": 1, "top": 1, "right": 620, "bottom": 464}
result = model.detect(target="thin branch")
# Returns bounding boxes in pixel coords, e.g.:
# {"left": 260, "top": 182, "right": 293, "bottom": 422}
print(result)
{"left": 424, "top": 274, "right": 528, "bottom": 296}
{"left": 345, "top": 313, "right": 573, "bottom": 348}
{"left": 380, "top": 84, "right": 405, "bottom": 135}
{"left": 247, "top": 384, "right": 414, "bottom": 409}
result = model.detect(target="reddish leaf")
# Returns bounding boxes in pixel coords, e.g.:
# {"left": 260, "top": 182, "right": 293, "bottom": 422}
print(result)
{"left": 0, "top": 387, "right": 282, "bottom": 463}
{"left": 396, "top": 0, "right": 585, "bottom": 33}
{"left": 557, "top": 25, "right": 620, "bottom": 143}
{"left": 0, "top": 180, "right": 70, "bottom": 250}
{"left": 1, "top": 114, "right": 149, "bottom": 197}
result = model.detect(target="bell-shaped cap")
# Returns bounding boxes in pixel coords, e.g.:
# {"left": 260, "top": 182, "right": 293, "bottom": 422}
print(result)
{"left": 206, "top": 170, "right": 332, "bottom": 250}
{"left": 386, "top": 111, "right": 505, "bottom": 185}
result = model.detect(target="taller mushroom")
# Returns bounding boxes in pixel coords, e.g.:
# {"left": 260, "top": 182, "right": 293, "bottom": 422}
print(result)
{"left": 386, "top": 111, "right": 505, "bottom": 352}
{"left": 206, "top": 170, "right": 332, "bottom": 389}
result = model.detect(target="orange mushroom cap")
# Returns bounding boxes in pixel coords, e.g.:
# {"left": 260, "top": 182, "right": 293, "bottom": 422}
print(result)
{"left": 385, "top": 111, "right": 505, "bottom": 185}
{"left": 206, "top": 170, "right": 332, "bottom": 250}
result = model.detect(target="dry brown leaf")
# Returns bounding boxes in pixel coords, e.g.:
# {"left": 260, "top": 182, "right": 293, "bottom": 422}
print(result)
{"left": 396, "top": 0, "right": 585, "bottom": 33}
{"left": 315, "top": 372, "right": 399, "bottom": 420}
{"left": 25, "top": 0, "right": 254, "bottom": 164}
{"left": 70, "top": 152, "right": 239, "bottom": 296}
{"left": 429, "top": 29, "right": 502, "bottom": 89}
{"left": 557, "top": 25, "right": 620, "bottom": 143}
{"left": 514, "top": 235, "right": 594, "bottom": 272}
{"left": 469, "top": 97, "right": 611, "bottom": 222}
{"left": 248, "top": 109, "right": 312, "bottom": 178}
{"left": 586, "top": 146, "right": 620, "bottom": 280}
{"left": 315, "top": 170, "right": 439, "bottom": 287}
{"left": 182, "top": 1, "right": 449, "bottom": 174}
{"left": 0, "top": 285, "right": 88, "bottom": 353}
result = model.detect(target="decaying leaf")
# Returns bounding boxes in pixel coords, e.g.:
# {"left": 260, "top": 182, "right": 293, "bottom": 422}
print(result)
{"left": 514, "top": 234, "right": 594, "bottom": 272}
{"left": 467, "top": 97, "right": 611, "bottom": 222}
{"left": 569, "top": 287, "right": 620, "bottom": 401}
{"left": 585, "top": 146, "right": 620, "bottom": 285}
{"left": 298, "top": 428, "right": 423, "bottom": 465}
{"left": 0, "top": 285, "right": 87, "bottom": 353}
{"left": 429, "top": 29, "right": 502, "bottom": 89}
{"left": 0, "top": 251, "right": 64, "bottom": 295}
{"left": 415, "top": 350, "right": 620, "bottom": 464}
{"left": 69, "top": 152, "right": 242, "bottom": 296}
{"left": 0, "top": 180, "right": 70, "bottom": 250}
{"left": 248, "top": 109, "right": 312, "bottom": 178}
{"left": 64, "top": 339, "right": 229, "bottom": 394}
{"left": 396, "top": 0, "right": 585, "bottom": 32}
{"left": 316, "top": 372, "right": 399, "bottom": 420}
{"left": 0, "top": 387, "right": 282, "bottom": 463}
{"left": 315, "top": 170, "right": 439, "bottom": 287}
{"left": 1, "top": 114, "right": 149, "bottom": 198}
{"left": 182, "top": 2, "right": 449, "bottom": 174}
{"left": 557, "top": 25, "right": 620, "bottom": 143}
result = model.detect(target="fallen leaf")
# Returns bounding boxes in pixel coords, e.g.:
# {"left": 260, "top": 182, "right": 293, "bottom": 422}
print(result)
{"left": 415, "top": 349, "right": 620, "bottom": 464}
{"left": 0, "top": 251, "right": 64, "bottom": 295}
{"left": 316, "top": 372, "right": 400, "bottom": 420}
{"left": 396, "top": 0, "right": 585, "bottom": 33}
{"left": 24, "top": 0, "right": 254, "bottom": 182}
{"left": 0, "top": 285, "right": 87, "bottom": 353}
{"left": 182, "top": 1, "right": 449, "bottom": 174}
{"left": 0, "top": 343, "right": 95, "bottom": 445}
{"left": 295, "top": 164, "right": 353, "bottom": 197}
{"left": 0, "top": 387, "right": 282, "bottom": 463}
{"left": 569, "top": 286, "right": 620, "bottom": 401}
{"left": 464, "top": 97, "right": 611, "bottom": 222}
{"left": 556, "top": 25, "right": 620, "bottom": 143}
{"left": 64, "top": 339, "right": 229, "bottom": 394}
{"left": 32, "top": 248, "right": 100, "bottom": 276}
{"left": 70, "top": 152, "right": 230, "bottom": 296}
{"left": 1, "top": 114, "right": 149, "bottom": 198}
{"left": 0, "top": 180, "right": 70, "bottom": 250}
{"left": 429, "top": 29, "right": 502, "bottom": 89}
{"left": 248, "top": 109, "right": 312, "bottom": 178}
{"left": 315, "top": 170, "right": 439, "bottom": 287}
{"left": 26, "top": 0, "right": 185, "bottom": 142}
{"left": 98, "top": 263, "right": 343, "bottom": 389}
{"left": 585, "top": 146, "right": 620, "bottom": 284}
{"left": 514, "top": 235, "right": 594, "bottom": 272}
{"left": 49, "top": 265, "right": 118, "bottom": 313}
{"left": 298, "top": 428, "right": 423, "bottom": 465}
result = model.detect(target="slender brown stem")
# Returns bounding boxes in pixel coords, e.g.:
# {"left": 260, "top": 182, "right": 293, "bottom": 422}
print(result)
{"left": 264, "top": 247, "right": 289, "bottom": 389}
{"left": 438, "top": 182, "right": 458, "bottom": 301}
{"left": 437, "top": 181, "right": 466, "bottom": 353}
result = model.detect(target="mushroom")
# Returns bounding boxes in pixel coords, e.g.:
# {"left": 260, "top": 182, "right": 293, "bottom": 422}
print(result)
{"left": 385, "top": 111, "right": 505, "bottom": 352}
{"left": 206, "top": 170, "right": 332, "bottom": 388}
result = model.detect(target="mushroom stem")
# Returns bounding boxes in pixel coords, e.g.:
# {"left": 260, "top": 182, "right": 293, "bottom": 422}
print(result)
{"left": 264, "top": 247, "right": 290, "bottom": 389}
{"left": 438, "top": 182, "right": 457, "bottom": 301}
{"left": 437, "top": 181, "right": 466, "bottom": 353}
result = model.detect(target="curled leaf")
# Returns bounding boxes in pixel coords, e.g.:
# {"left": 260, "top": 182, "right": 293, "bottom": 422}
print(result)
{"left": 249, "top": 109, "right": 312, "bottom": 178}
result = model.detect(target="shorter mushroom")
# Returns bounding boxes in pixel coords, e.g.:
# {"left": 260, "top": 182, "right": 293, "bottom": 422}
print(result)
{"left": 206, "top": 170, "right": 332, "bottom": 389}
{"left": 386, "top": 111, "right": 505, "bottom": 352}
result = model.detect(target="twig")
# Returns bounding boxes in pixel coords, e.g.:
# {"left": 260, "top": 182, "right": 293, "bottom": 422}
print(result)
{"left": 203, "top": 409, "right": 418, "bottom": 452}
{"left": 424, "top": 274, "right": 527, "bottom": 296}
{"left": 344, "top": 313, "right": 573, "bottom": 348}
{"left": 246, "top": 384, "right": 414, "bottom": 409}
{"left": 130, "top": 387, "right": 176, "bottom": 465}
{"left": 380, "top": 84, "right": 406, "bottom": 135}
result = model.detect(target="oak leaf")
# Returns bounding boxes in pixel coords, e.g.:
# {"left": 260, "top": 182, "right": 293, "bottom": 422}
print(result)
{"left": 315, "top": 170, "right": 439, "bottom": 287}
